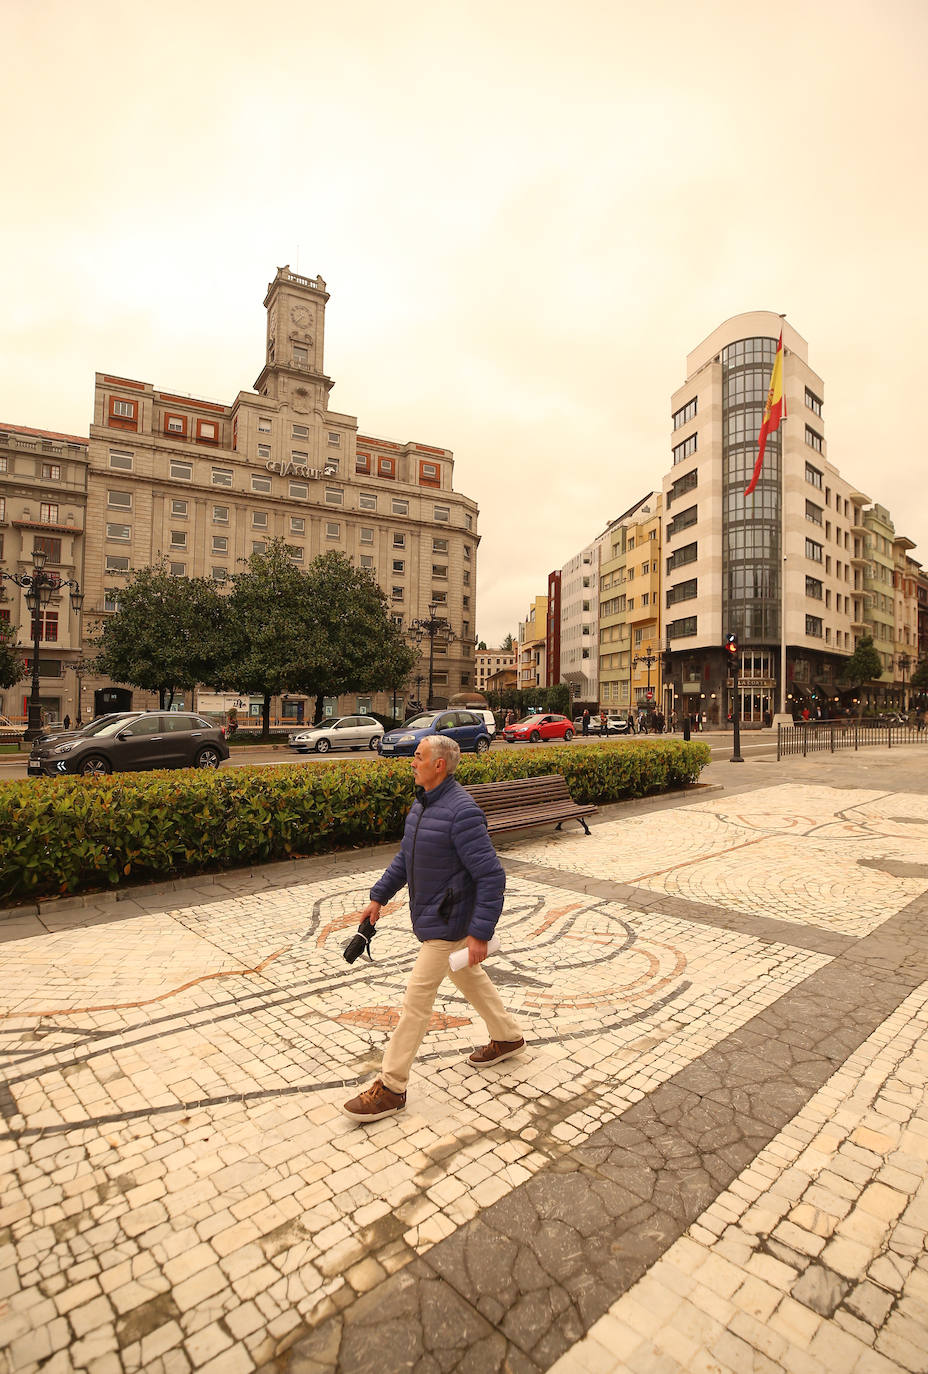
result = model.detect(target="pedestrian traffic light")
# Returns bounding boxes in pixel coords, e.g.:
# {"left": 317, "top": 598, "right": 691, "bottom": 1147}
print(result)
{"left": 724, "top": 633, "right": 739, "bottom": 661}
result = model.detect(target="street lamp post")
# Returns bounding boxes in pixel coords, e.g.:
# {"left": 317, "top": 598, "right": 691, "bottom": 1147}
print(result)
{"left": 73, "top": 658, "right": 94, "bottom": 727}
{"left": 1, "top": 547, "right": 84, "bottom": 741}
{"left": 632, "top": 643, "right": 659, "bottom": 719}
{"left": 407, "top": 602, "right": 470, "bottom": 711}
{"left": 896, "top": 652, "right": 912, "bottom": 713}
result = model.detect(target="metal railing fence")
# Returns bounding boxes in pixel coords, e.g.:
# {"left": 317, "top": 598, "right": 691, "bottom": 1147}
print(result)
{"left": 777, "top": 720, "right": 928, "bottom": 759}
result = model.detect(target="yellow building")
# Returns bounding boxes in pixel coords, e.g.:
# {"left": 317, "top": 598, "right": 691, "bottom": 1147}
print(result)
{"left": 598, "top": 494, "right": 662, "bottom": 715}
{"left": 518, "top": 595, "right": 548, "bottom": 690}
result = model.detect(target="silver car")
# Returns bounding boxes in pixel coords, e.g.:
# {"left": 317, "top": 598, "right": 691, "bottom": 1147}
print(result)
{"left": 288, "top": 715, "right": 384, "bottom": 754}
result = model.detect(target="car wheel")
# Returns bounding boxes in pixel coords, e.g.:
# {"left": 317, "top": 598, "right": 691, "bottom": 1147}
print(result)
{"left": 529, "top": 730, "right": 541, "bottom": 743}
{"left": 195, "top": 746, "right": 222, "bottom": 769}
{"left": 475, "top": 737, "right": 490, "bottom": 754}
{"left": 80, "top": 754, "right": 111, "bottom": 777}
{"left": 564, "top": 728, "right": 574, "bottom": 741}
{"left": 368, "top": 737, "right": 381, "bottom": 750}
{"left": 316, "top": 738, "right": 331, "bottom": 753}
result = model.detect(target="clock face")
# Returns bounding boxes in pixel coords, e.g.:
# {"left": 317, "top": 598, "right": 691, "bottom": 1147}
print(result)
{"left": 291, "top": 305, "right": 312, "bottom": 327}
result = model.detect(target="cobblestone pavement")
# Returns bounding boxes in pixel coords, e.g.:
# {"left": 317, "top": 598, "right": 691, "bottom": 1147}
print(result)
{"left": 1, "top": 748, "right": 928, "bottom": 1373}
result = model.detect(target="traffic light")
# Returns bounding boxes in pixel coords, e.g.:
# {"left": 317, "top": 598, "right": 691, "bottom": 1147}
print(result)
{"left": 724, "top": 633, "right": 739, "bottom": 662}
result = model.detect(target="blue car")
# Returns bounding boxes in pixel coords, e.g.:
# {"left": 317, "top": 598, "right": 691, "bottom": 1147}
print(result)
{"left": 378, "top": 709, "right": 491, "bottom": 758}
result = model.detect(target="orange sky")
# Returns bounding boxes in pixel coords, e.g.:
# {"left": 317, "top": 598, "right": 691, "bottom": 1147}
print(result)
{"left": 3, "top": 0, "right": 926, "bottom": 643}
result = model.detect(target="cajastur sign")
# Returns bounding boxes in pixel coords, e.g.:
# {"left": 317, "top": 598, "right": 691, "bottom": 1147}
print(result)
{"left": 265, "top": 458, "right": 322, "bottom": 479}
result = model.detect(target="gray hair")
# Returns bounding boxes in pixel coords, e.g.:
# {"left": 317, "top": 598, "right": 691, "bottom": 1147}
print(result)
{"left": 425, "top": 734, "right": 461, "bottom": 774}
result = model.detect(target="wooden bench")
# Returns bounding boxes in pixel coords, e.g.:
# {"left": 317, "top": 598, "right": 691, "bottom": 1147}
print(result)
{"left": 464, "top": 774, "right": 596, "bottom": 836}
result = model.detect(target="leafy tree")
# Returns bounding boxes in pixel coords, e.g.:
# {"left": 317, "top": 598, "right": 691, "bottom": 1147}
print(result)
{"left": 0, "top": 618, "right": 25, "bottom": 692}
{"left": 300, "top": 551, "right": 417, "bottom": 723}
{"left": 486, "top": 683, "right": 571, "bottom": 717}
{"left": 910, "top": 655, "right": 928, "bottom": 706}
{"left": 219, "top": 541, "right": 317, "bottom": 735}
{"left": 91, "top": 562, "right": 227, "bottom": 709}
{"left": 218, "top": 543, "right": 417, "bottom": 733}
{"left": 501, "top": 632, "right": 514, "bottom": 652}
{"left": 477, "top": 639, "right": 487, "bottom": 651}
{"left": 838, "top": 635, "right": 884, "bottom": 715}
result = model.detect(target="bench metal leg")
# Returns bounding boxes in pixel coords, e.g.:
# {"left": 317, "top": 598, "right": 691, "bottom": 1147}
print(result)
{"left": 555, "top": 821, "right": 563, "bottom": 830}
{"left": 579, "top": 817, "right": 591, "bottom": 835}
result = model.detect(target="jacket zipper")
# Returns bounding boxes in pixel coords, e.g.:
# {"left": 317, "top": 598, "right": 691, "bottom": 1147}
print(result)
{"left": 408, "top": 804, "right": 424, "bottom": 906}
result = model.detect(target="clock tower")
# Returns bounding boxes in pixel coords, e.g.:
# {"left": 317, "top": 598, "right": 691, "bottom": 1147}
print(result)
{"left": 254, "top": 265, "right": 335, "bottom": 412}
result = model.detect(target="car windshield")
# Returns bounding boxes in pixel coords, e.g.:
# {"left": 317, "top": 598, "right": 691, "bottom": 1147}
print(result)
{"left": 310, "top": 720, "right": 336, "bottom": 730}
{"left": 403, "top": 713, "right": 440, "bottom": 729}
{"left": 79, "top": 715, "right": 143, "bottom": 737}
{"left": 511, "top": 717, "right": 537, "bottom": 727}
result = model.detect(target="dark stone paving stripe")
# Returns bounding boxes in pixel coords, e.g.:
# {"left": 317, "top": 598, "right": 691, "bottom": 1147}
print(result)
{"left": 275, "top": 888, "right": 928, "bottom": 1374}
{"left": 502, "top": 857, "right": 856, "bottom": 956}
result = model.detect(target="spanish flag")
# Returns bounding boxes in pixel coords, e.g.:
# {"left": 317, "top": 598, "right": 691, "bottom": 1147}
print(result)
{"left": 745, "top": 330, "right": 786, "bottom": 496}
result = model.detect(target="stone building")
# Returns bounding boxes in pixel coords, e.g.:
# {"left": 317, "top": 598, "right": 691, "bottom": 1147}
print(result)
{"left": 71, "top": 266, "right": 478, "bottom": 723}
{"left": 0, "top": 424, "right": 89, "bottom": 723}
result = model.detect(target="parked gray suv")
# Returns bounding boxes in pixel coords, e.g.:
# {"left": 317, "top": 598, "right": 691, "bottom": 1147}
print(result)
{"left": 28, "top": 712, "right": 229, "bottom": 778}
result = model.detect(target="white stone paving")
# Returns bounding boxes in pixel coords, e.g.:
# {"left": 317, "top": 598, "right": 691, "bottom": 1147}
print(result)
{"left": 0, "top": 778, "right": 926, "bottom": 1372}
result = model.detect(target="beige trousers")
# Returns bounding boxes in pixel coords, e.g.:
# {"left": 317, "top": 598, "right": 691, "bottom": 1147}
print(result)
{"left": 380, "top": 938, "right": 523, "bottom": 1093}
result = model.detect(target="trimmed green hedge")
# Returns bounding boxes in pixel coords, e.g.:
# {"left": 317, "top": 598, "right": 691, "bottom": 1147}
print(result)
{"left": 0, "top": 740, "right": 710, "bottom": 905}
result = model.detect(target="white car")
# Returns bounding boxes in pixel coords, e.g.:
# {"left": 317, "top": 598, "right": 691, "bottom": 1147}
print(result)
{"left": 288, "top": 715, "right": 384, "bottom": 754}
{"left": 470, "top": 708, "right": 497, "bottom": 737}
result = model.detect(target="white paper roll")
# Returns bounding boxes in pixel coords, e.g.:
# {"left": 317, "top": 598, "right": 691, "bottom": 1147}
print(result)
{"left": 449, "top": 934, "right": 501, "bottom": 972}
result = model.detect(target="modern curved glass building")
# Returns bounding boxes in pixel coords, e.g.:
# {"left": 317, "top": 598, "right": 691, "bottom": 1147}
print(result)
{"left": 661, "top": 311, "right": 874, "bottom": 726}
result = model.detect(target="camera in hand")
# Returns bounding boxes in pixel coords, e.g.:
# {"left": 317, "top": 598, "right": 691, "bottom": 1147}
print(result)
{"left": 343, "top": 915, "right": 377, "bottom": 964}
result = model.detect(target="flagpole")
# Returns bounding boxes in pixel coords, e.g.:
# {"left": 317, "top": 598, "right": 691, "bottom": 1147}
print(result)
{"left": 779, "top": 314, "right": 788, "bottom": 719}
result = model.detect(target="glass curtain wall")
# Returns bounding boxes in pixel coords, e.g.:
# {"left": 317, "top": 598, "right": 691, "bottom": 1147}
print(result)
{"left": 721, "top": 337, "right": 781, "bottom": 647}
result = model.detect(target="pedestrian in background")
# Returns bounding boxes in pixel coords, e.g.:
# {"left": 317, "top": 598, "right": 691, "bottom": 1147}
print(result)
{"left": 63, "top": 714, "right": 71, "bottom": 731}
{"left": 343, "top": 734, "right": 524, "bottom": 1123}
{"left": 582, "top": 708, "right": 590, "bottom": 736}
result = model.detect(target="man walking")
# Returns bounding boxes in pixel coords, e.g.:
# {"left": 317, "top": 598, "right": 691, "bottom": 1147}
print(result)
{"left": 343, "top": 735, "right": 524, "bottom": 1123}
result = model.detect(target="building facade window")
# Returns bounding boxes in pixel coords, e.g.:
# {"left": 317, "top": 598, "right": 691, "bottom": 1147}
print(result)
{"left": 171, "top": 500, "right": 188, "bottom": 517}
{"left": 196, "top": 419, "right": 219, "bottom": 444}
{"left": 212, "top": 505, "right": 228, "bottom": 523}
{"left": 40, "top": 503, "right": 58, "bottom": 524}
{"left": 805, "top": 500, "right": 823, "bottom": 525}
{"left": 433, "top": 505, "right": 450, "bottom": 522}
{"left": 805, "top": 462, "right": 823, "bottom": 489}
{"left": 33, "top": 535, "right": 61, "bottom": 563}
{"left": 108, "top": 449, "right": 134, "bottom": 471}
{"left": 667, "top": 616, "right": 697, "bottom": 639}
{"left": 171, "top": 460, "right": 193, "bottom": 480}
{"left": 170, "top": 530, "right": 187, "bottom": 549}
{"left": 252, "top": 475, "right": 271, "bottom": 493}
{"left": 360, "top": 527, "right": 374, "bottom": 544}
{"left": 805, "top": 425, "right": 824, "bottom": 453}
{"left": 805, "top": 388, "right": 823, "bottom": 416}
{"left": 290, "top": 517, "right": 304, "bottom": 534}
{"left": 392, "top": 498, "right": 409, "bottom": 516}
{"left": 805, "top": 538, "right": 823, "bottom": 562}
{"left": 672, "top": 433, "right": 698, "bottom": 465}
{"left": 212, "top": 536, "right": 228, "bottom": 554}
{"left": 107, "top": 490, "right": 132, "bottom": 509}
{"left": 105, "top": 555, "right": 129, "bottom": 572}
{"left": 806, "top": 615, "right": 823, "bottom": 637}
{"left": 41, "top": 463, "right": 61, "bottom": 480}
{"left": 325, "top": 488, "right": 344, "bottom": 505}
{"left": 392, "top": 533, "right": 406, "bottom": 549}
{"left": 252, "top": 512, "right": 268, "bottom": 528}
{"left": 211, "top": 467, "right": 233, "bottom": 486}
{"left": 289, "top": 482, "right": 308, "bottom": 499}
{"left": 258, "top": 417, "right": 271, "bottom": 432}
{"left": 359, "top": 492, "right": 377, "bottom": 510}
{"left": 106, "top": 523, "right": 131, "bottom": 542}
{"left": 326, "top": 522, "right": 340, "bottom": 539}
{"left": 672, "top": 397, "right": 697, "bottom": 430}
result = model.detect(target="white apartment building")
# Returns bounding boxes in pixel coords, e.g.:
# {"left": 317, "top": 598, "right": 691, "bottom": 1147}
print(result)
{"left": 659, "top": 310, "right": 894, "bottom": 726}
{"left": 556, "top": 534, "right": 607, "bottom": 702}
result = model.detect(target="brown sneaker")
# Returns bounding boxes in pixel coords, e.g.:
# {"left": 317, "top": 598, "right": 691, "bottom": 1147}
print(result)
{"left": 342, "top": 1079, "right": 407, "bottom": 1123}
{"left": 467, "top": 1037, "right": 525, "bottom": 1067}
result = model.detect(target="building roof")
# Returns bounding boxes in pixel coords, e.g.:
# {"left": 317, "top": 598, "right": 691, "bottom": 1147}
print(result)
{"left": 0, "top": 421, "right": 88, "bottom": 447}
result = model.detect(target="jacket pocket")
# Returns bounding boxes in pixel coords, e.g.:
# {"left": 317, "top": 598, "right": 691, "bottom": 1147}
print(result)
{"left": 437, "top": 888, "right": 457, "bottom": 922}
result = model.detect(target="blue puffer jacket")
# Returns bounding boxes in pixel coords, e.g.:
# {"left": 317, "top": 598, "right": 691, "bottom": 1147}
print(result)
{"left": 370, "top": 777, "right": 505, "bottom": 942}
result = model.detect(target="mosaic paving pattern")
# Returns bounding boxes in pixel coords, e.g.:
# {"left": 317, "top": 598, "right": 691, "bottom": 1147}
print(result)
{"left": 1, "top": 776, "right": 927, "bottom": 1373}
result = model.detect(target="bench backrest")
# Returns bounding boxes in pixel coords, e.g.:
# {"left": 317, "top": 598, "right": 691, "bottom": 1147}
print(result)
{"left": 464, "top": 774, "right": 573, "bottom": 813}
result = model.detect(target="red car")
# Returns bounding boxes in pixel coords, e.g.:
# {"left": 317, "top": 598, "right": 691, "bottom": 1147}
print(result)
{"left": 502, "top": 714, "right": 575, "bottom": 743}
